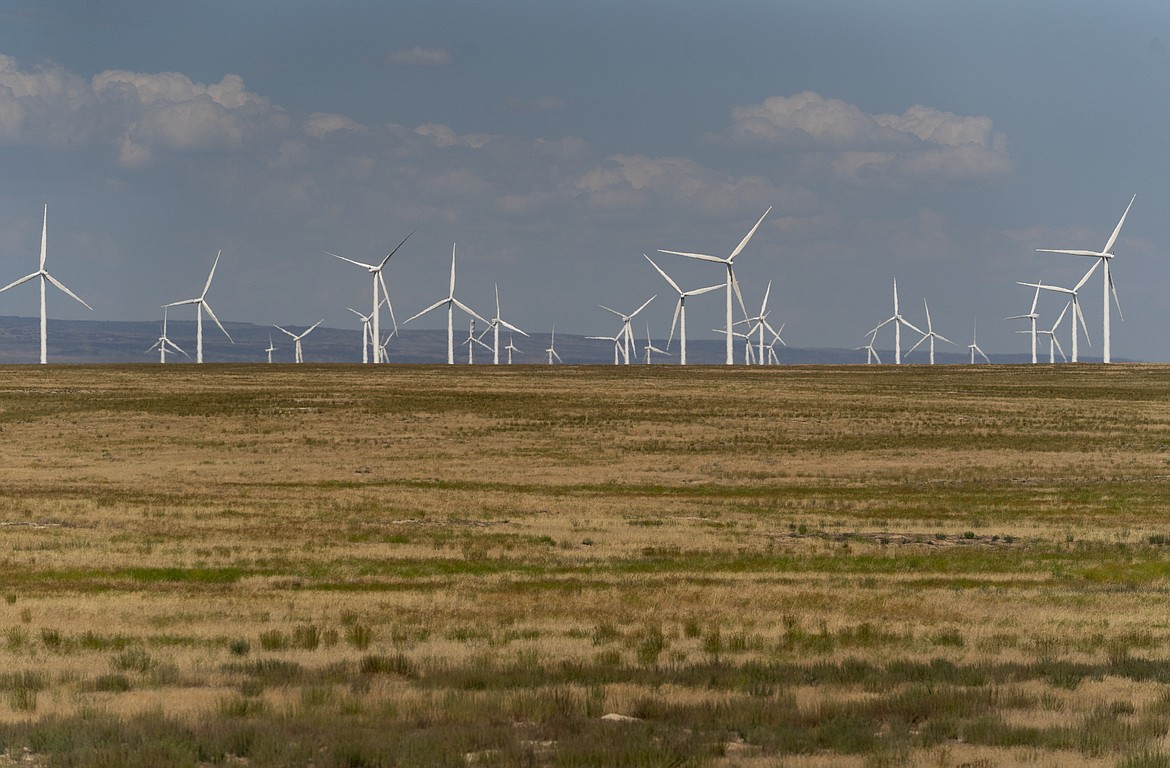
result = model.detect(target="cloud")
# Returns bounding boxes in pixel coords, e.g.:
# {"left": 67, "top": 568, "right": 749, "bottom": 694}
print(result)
{"left": 305, "top": 112, "right": 366, "bottom": 139}
{"left": 388, "top": 47, "right": 452, "bottom": 67}
{"left": 728, "top": 91, "right": 1011, "bottom": 182}
{"left": 573, "top": 154, "right": 812, "bottom": 216}
{"left": 414, "top": 123, "right": 500, "bottom": 149}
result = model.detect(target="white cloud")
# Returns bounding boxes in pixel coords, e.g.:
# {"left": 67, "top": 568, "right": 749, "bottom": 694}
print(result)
{"left": 305, "top": 112, "right": 366, "bottom": 139}
{"left": 729, "top": 92, "right": 1011, "bottom": 182}
{"left": 414, "top": 123, "right": 500, "bottom": 149}
{"left": 388, "top": 47, "right": 452, "bottom": 67}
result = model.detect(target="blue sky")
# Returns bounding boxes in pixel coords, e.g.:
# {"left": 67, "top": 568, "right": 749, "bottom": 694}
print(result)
{"left": 1, "top": 1, "right": 1168, "bottom": 360}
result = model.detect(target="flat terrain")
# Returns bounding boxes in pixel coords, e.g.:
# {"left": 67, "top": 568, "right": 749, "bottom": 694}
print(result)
{"left": 1, "top": 363, "right": 1169, "bottom": 767}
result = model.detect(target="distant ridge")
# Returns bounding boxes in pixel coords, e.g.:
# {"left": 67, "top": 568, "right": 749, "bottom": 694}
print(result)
{"left": 0, "top": 315, "right": 1096, "bottom": 365}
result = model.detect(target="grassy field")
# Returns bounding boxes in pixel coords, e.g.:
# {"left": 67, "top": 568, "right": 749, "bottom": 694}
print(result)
{"left": 0, "top": 363, "right": 1169, "bottom": 767}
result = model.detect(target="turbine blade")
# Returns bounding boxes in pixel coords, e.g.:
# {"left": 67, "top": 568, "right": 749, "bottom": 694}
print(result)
{"left": 644, "top": 254, "right": 682, "bottom": 294}
{"left": 448, "top": 243, "right": 457, "bottom": 295}
{"left": 657, "top": 249, "right": 727, "bottom": 265}
{"left": 1036, "top": 248, "right": 1105, "bottom": 258}
{"left": 1075, "top": 300, "right": 1091, "bottom": 347}
{"left": 1074, "top": 259, "right": 1101, "bottom": 291}
{"left": 378, "top": 272, "right": 399, "bottom": 336}
{"left": 1102, "top": 194, "right": 1135, "bottom": 254}
{"left": 630, "top": 295, "right": 656, "bottom": 318}
{"left": 164, "top": 298, "right": 200, "bottom": 307}
{"left": 0, "top": 273, "right": 39, "bottom": 293}
{"left": 378, "top": 227, "right": 417, "bottom": 269}
{"left": 274, "top": 324, "right": 297, "bottom": 339}
{"left": 404, "top": 298, "right": 448, "bottom": 324}
{"left": 327, "top": 252, "right": 376, "bottom": 269}
{"left": 202, "top": 250, "right": 222, "bottom": 298}
{"left": 1110, "top": 272, "right": 1124, "bottom": 322}
{"left": 202, "top": 301, "right": 233, "bottom": 342}
{"left": 39, "top": 205, "right": 47, "bottom": 270}
{"left": 667, "top": 299, "right": 681, "bottom": 350}
{"left": 451, "top": 298, "right": 488, "bottom": 324}
{"left": 687, "top": 284, "right": 724, "bottom": 297}
{"left": 44, "top": 273, "right": 93, "bottom": 310}
{"left": 498, "top": 319, "right": 528, "bottom": 336}
{"left": 728, "top": 207, "right": 772, "bottom": 260}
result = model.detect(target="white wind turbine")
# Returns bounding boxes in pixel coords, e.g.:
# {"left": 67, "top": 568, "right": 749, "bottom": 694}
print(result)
{"left": 545, "top": 326, "right": 563, "bottom": 364}
{"left": 1033, "top": 302, "right": 1070, "bottom": 364}
{"left": 464, "top": 318, "right": 491, "bottom": 364}
{"left": 856, "top": 330, "right": 881, "bottom": 365}
{"left": 0, "top": 205, "right": 93, "bottom": 364}
{"left": 504, "top": 333, "right": 522, "bottom": 365}
{"left": 643, "top": 254, "right": 722, "bottom": 366}
{"left": 147, "top": 306, "right": 186, "bottom": 364}
{"left": 967, "top": 319, "right": 990, "bottom": 364}
{"left": 1017, "top": 261, "right": 1098, "bottom": 363}
{"left": 906, "top": 299, "right": 955, "bottom": 365}
{"left": 1008, "top": 283, "right": 1042, "bottom": 364}
{"left": 598, "top": 296, "right": 655, "bottom": 365}
{"left": 480, "top": 284, "right": 528, "bottom": 364}
{"left": 347, "top": 306, "right": 375, "bottom": 364}
{"left": 642, "top": 322, "right": 671, "bottom": 364}
{"left": 1036, "top": 195, "right": 1133, "bottom": 364}
{"left": 265, "top": 334, "right": 277, "bottom": 364}
{"left": 325, "top": 230, "right": 413, "bottom": 364}
{"left": 764, "top": 322, "right": 786, "bottom": 365}
{"left": 586, "top": 330, "right": 623, "bottom": 365}
{"left": 404, "top": 243, "right": 487, "bottom": 365}
{"left": 274, "top": 320, "right": 323, "bottom": 364}
{"left": 164, "top": 250, "right": 233, "bottom": 364}
{"left": 659, "top": 207, "right": 772, "bottom": 365}
{"left": 735, "top": 280, "right": 778, "bottom": 366}
{"left": 868, "top": 279, "right": 925, "bottom": 365}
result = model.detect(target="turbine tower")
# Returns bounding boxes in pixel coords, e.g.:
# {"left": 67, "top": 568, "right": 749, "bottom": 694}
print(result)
{"left": 643, "top": 254, "right": 722, "bottom": 366}
{"left": 274, "top": 320, "right": 323, "bottom": 364}
{"left": 659, "top": 207, "right": 771, "bottom": 365}
{"left": 0, "top": 205, "right": 93, "bottom": 364}
{"left": 1036, "top": 195, "right": 1133, "bottom": 364}
{"left": 164, "top": 250, "right": 232, "bottom": 364}
{"left": 404, "top": 244, "right": 487, "bottom": 365}
{"left": 868, "top": 279, "right": 924, "bottom": 365}
{"left": 326, "top": 229, "right": 412, "bottom": 364}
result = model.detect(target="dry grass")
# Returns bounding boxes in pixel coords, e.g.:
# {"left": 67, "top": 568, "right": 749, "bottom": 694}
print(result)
{"left": 0, "top": 363, "right": 1169, "bottom": 766}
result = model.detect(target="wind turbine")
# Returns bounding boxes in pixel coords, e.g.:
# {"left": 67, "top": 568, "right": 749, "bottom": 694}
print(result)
{"left": 642, "top": 322, "right": 671, "bottom": 364}
{"left": 404, "top": 243, "right": 487, "bottom": 365}
{"left": 643, "top": 254, "right": 722, "bottom": 366}
{"left": 1017, "top": 261, "right": 1098, "bottom": 363}
{"left": 868, "top": 279, "right": 925, "bottom": 365}
{"left": 164, "top": 250, "right": 233, "bottom": 364}
{"left": 463, "top": 318, "right": 491, "bottom": 364}
{"left": 274, "top": 320, "right": 323, "bottom": 364}
{"left": 504, "top": 333, "right": 522, "bottom": 365}
{"left": 0, "top": 205, "right": 93, "bottom": 364}
{"left": 265, "top": 334, "right": 277, "bottom": 364}
{"left": 1008, "top": 283, "right": 1042, "bottom": 364}
{"left": 967, "top": 319, "right": 990, "bottom": 364}
{"left": 1033, "top": 302, "right": 1070, "bottom": 364}
{"left": 658, "top": 207, "right": 772, "bottom": 365}
{"left": 735, "top": 280, "right": 777, "bottom": 366}
{"left": 545, "top": 326, "right": 563, "bottom": 364}
{"left": 586, "top": 330, "right": 623, "bottom": 365}
{"left": 147, "top": 306, "right": 186, "bottom": 363}
{"left": 325, "top": 229, "right": 413, "bottom": 364}
{"left": 906, "top": 299, "right": 955, "bottom": 365}
{"left": 598, "top": 296, "right": 655, "bottom": 365}
{"left": 348, "top": 306, "right": 375, "bottom": 364}
{"left": 480, "top": 284, "right": 528, "bottom": 364}
{"left": 1036, "top": 195, "right": 1133, "bottom": 364}
{"left": 764, "top": 322, "right": 786, "bottom": 365}
{"left": 856, "top": 330, "right": 881, "bottom": 365}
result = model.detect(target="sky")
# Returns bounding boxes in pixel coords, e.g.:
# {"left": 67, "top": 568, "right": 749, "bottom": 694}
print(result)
{"left": 0, "top": 0, "right": 1168, "bottom": 361}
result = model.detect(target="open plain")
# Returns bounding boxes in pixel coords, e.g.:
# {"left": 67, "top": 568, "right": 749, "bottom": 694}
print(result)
{"left": 0, "top": 364, "right": 1169, "bottom": 767}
